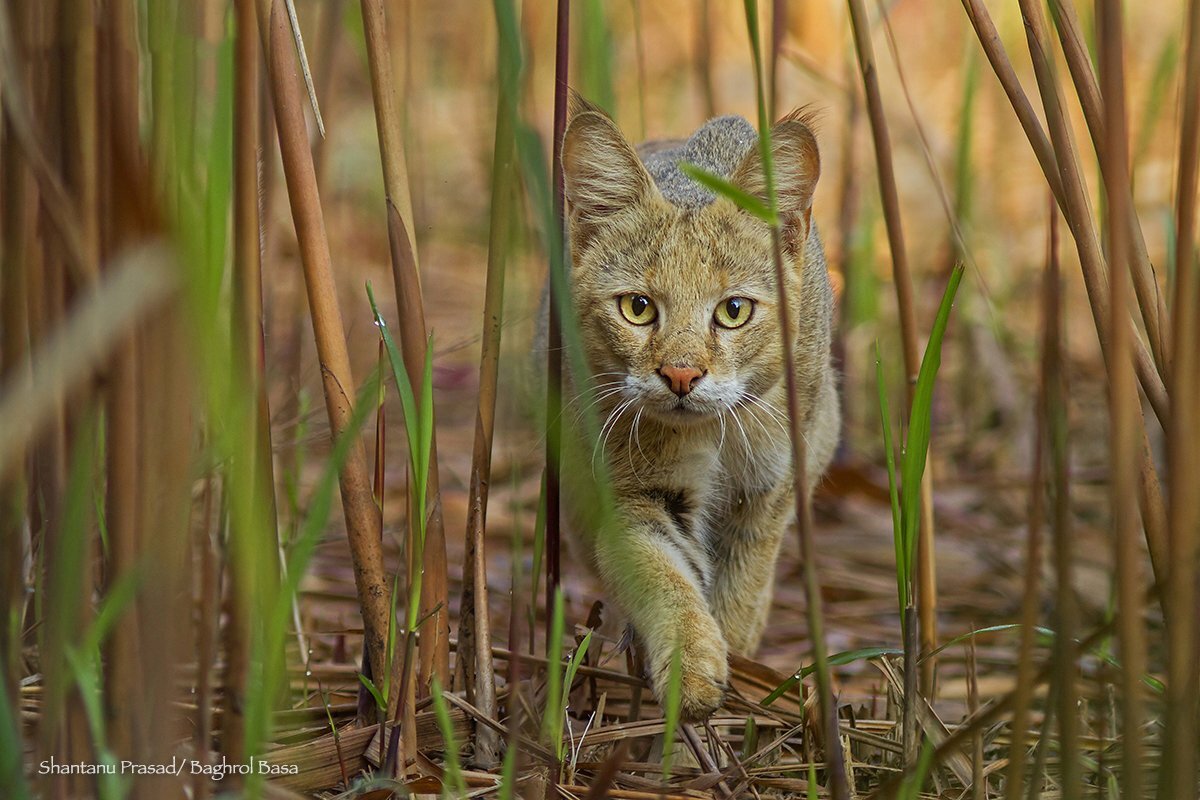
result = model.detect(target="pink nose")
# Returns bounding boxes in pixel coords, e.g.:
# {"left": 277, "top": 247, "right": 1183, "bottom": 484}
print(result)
{"left": 658, "top": 364, "right": 705, "bottom": 397}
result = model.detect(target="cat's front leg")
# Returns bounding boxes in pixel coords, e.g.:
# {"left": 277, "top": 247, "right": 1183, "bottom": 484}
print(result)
{"left": 708, "top": 486, "right": 792, "bottom": 655}
{"left": 595, "top": 495, "right": 728, "bottom": 721}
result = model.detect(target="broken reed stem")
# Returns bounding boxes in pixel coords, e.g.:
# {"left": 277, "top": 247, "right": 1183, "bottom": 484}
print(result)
{"left": 1164, "top": 0, "right": 1200, "bottom": 794}
{"left": 1004, "top": 197, "right": 1055, "bottom": 800}
{"left": 1096, "top": 4, "right": 1147, "bottom": 797}
{"left": 253, "top": 0, "right": 392, "bottom": 692}
{"left": 459, "top": 0, "right": 521, "bottom": 766}
{"left": 844, "top": 0, "right": 938, "bottom": 694}
{"left": 545, "top": 0, "right": 569, "bottom": 653}
{"left": 357, "top": 0, "right": 452, "bottom": 693}
{"left": 1049, "top": 0, "right": 1169, "bottom": 377}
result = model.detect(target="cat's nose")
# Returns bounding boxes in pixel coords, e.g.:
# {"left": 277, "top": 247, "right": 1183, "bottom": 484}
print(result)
{"left": 658, "top": 364, "right": 705, "bottom": 397}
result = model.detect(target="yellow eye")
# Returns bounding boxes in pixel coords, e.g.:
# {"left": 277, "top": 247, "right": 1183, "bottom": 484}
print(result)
{"left": 714, "top": 297, "right": 754, "bottom": 329}
{"left": 618, "top": 294, "right": 657, "bottom": 325}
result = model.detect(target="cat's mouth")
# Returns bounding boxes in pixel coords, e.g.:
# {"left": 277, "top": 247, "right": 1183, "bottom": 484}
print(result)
{"left": 658, "top": 396, "right": 713, "bottom": 421}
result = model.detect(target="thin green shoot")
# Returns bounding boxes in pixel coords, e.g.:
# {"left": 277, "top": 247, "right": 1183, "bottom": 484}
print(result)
{"left": 542, "top": 588, "right": 566, "bottom": 753}
{"left": 899, "top": 264, "right": 965, "bottom": 584}
{"left": 763, "top": 646, "right": 903, "bottom": 706}
{"left": 897, "top": 738, "right": 935, "bottom": 799}
{"left": 430, "top": 676, "right": 467, "bottom": 798}
{"left": 367, "top": 282, "right": 435, "bottom": 640}
{"left": 660, "top": 645, "right": 684, "bottom": 782}
{"left": 497, "top": 740, "right": 518, "bottom": 800}
{"left": 558, "top": 628, "right": 594, "bottom": 762}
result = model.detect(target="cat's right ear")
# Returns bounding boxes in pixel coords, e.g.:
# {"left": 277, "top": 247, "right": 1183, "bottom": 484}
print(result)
{"left": 562, "top": 95, "right": 657, "bottom": 241}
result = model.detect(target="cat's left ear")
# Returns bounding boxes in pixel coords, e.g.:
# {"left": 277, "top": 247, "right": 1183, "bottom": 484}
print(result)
{"left": 731, "top": 111, "right": 820, "bottom": 247}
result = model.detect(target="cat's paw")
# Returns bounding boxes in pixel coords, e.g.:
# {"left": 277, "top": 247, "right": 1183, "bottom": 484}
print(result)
{"left": 651, "top": 615, "right": 729, "bottom": 722}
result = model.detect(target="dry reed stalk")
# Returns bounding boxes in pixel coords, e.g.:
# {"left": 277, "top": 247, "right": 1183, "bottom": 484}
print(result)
{"left": 1006, "top": 0, "right": 1173, "bottom": 605}
{"left": 1004, "top": 197, "right": 1055, "bottom": 800}
{"left": 966, "top": 635, "right": 982, "bottom": 799}
{"left": 1049, "top": 0, "right": 1169, "bottom": 377}
{"left": 961, "top": 0, "right": 1169, "bottom": 432}
{"left": 253, "top": 0, "right": 392, "bottom": 691}
{"left": 357, "top": 0, "right": 451, "bottom": 692}
{"left": 96, "top": 0, "right": 145, "bottom": 765}
{"left": 220, "top": 0, "right": 264, "bottom": 772}
{"left": 1163, "top": 0, "right": 1200, "bottom": 795}
{"left": 831, "top": 57, "right": 860, "bottom": 446}
{"left": 877, "top": 614, "right": 1122, "bottom": 799}
{"left": 844, "top": 0, "right": 939, "bottom": 695}
{"left": 545, "top": 0, "right": 569, "bottom": 648}
{"left": 135, "top": 14, "right": 196, "bottom": 791}
{"left": 458, "top": 1, "right": 521, "bottom": 765}
{"left": 1096, "top": 4, "right": 1147, "bottom": 797}
{"left": 1038, "top": 88, "right": 1078, "bottom": 796}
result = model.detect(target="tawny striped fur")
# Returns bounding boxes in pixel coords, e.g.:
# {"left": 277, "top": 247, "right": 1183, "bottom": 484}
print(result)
{"left": 558, "top": 97, "right": 839, "bottom": 721}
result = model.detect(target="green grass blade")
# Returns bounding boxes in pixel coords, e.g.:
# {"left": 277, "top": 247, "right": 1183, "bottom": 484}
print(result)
{"left": 356, "top": 673, "right": 386, "bottom": 712}
{"left": 543, "top": 588, "right": 566, "bottom": 754}
{"left": 900, "top": 264, "right": 965, "bottom": 572}
{"left": 431, "top": 676, "right": 467, "bottom": 797}
{"left": 678, "top": 162, "right": 775, "bottom": 223}
{"left": 762, "top": 646, "right": 904, "bottom": 706}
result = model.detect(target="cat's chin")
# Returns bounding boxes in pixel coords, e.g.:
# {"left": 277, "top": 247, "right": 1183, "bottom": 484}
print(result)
{"left": 647, "top": 399, "right": 718, "bottom": 426}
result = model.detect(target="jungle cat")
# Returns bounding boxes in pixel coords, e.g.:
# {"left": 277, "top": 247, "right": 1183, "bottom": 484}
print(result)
{"left": 558, "top": 96, "right": 839, "bottom": 721}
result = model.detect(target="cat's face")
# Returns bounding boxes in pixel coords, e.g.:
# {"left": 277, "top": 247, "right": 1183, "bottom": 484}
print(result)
{"left": 562, "top": 103, "right": 820, "bottom": 426}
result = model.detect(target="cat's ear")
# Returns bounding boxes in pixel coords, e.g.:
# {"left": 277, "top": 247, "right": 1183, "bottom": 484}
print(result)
{"left": 731, "top": 110, "right": 820, "bottom": 245}
{"left": 562, "top": 94, "right": 657, "bottom": 238}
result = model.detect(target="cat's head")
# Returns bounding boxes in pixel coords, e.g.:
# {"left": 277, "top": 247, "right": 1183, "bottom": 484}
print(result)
{"left": 561, "top": 98, "right": 821, "bottom": 425}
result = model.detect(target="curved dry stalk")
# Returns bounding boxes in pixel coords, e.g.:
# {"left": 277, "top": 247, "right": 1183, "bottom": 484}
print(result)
{"left": 1049, "top": 0, "right": 1169, "bottom": 376}
{"left": 357, "top": 0, "right": 451, "bottom": 694}
{"left": 961, "top": 0, "right": 1169, "bottom": 430}
{"left": 253, "top": 0, "right": 392, "bottom": 692}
